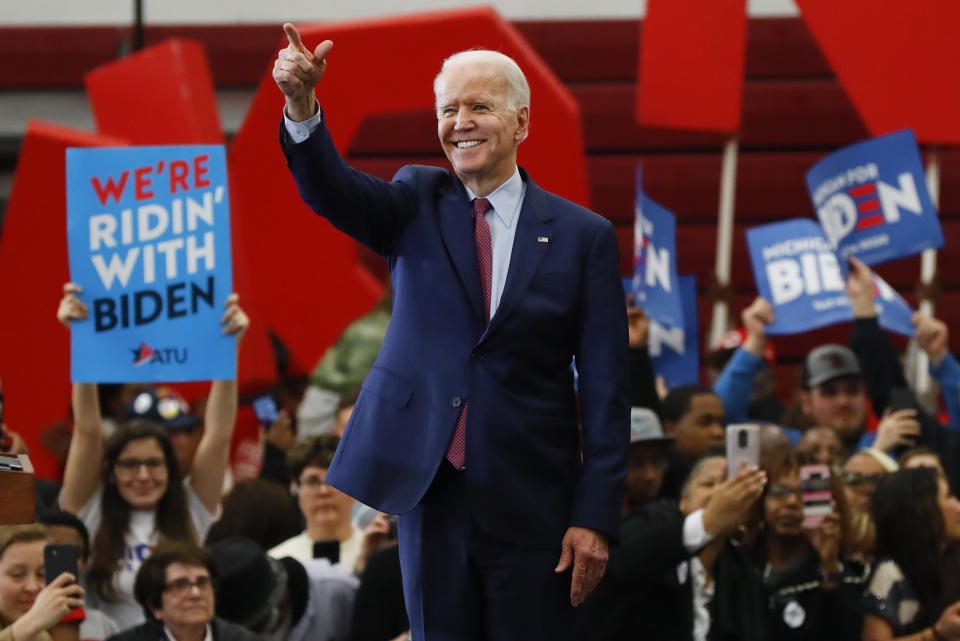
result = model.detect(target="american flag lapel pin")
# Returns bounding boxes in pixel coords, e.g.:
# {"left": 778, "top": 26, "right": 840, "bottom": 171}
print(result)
{"left": 537, "top": 236, "right": 549, "bottom": 243}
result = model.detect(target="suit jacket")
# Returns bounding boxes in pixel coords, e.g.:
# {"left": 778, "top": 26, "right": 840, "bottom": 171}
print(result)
{"left": 281, "top": 116, "right": 630, "bottom": 545}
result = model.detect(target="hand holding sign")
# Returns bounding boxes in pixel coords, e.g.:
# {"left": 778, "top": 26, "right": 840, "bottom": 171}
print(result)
{"left": 274, "top": 23, "right": 334, "bottom": 122}
{"left": 845, "top": 256, "right": 876, "bottom": 319}
{"left": 741, "top": 297, "right": 774, "bottom": 358}
{"left": 220, "top": 293, "right": 250, "bottom": 347}
{"left": 913, "top": 313, "right": 949, "bottom": 367}
{"left": 57, "top": 283, "right": 88, "bottom": 328}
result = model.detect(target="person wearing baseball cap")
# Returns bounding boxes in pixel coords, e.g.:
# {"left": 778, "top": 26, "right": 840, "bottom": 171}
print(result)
{"left": 123, "top": 388, "right": 204, "bottom": 477}
{"left": 624, "top": 408, "right": 673, "bottom": 512}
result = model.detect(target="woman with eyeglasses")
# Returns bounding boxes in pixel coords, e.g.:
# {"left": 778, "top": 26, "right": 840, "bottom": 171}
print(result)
{"left": 709, "top": 449, "right": 867, "bottom": 641}
{"left": 862, "top": 467, "right": 960, "bottom": 641}
{"left": 0, "top": 525, "right": 85, "bottom": 641}
{"left": 105, "top": 542, "right": 262, "bottom": 641}
{"left": 56, "top": 284, "right": 248, "bottom": 631}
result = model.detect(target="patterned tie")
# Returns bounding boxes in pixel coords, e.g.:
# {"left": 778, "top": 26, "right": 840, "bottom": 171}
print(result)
{"left": 445, "top": 197, "right": 493, "bottom": 469}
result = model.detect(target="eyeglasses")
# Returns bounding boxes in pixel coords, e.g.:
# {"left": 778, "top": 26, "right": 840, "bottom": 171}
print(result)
{"left": 115, "top": 457, "right": 166, "bottom": 473}
{"left": 299, "top": 476, "right": 327, "bottom": 490}
{"left": 164, "top": 575, "right": 213, "bottom": 595}
{"left": 767, "top": 484, "right": 804, "bottom": 499}
{"left": 841, "top": 471, "right": 884, "bottom": 488}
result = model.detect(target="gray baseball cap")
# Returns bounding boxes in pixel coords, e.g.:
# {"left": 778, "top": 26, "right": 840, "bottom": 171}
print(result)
{"left": 630, "top": 407, "right": 673, "bottom": 445}
{"left": 805, "top": 344, "right": 861, "bottom": 388}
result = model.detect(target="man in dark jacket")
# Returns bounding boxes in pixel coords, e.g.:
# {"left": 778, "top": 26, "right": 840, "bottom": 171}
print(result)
{"left": 108, "top": 543, "right": 264, "bottom": 641}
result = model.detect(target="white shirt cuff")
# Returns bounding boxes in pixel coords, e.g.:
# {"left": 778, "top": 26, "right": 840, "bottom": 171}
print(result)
{"left": 283, "top": 101, "right": 322, "bottom": 143}
{"left": 682, "top": 509, "right": 715, "bottom": 554}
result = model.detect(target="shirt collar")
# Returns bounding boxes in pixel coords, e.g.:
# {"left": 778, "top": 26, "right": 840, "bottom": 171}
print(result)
{"left": 462, "top": 167, "right": 523, "bottom": 229}
{"left": 163, "top": 623, "right": 212, "bottom": 641}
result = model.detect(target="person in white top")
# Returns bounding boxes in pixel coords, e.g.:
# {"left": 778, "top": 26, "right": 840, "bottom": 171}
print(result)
{"left": 268, "top": 435, "right": 393, "bottom": 574}
{"left": 56, "top": 284, "right": 248, "bottom": 631}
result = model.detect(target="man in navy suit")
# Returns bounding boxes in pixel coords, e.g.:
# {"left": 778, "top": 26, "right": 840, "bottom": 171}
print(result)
{"left": 273, "top": 23, "right": 630, "bottom": 640}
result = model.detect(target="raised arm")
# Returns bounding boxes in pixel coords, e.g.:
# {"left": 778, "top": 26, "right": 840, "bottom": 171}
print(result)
{"left": 57, "top": 283, "right": 104, "bottom": 514}
{"left": 188, "top": 293, "right": 248, "bottom": 513}
{"left": 914, "top": 312, "right": 960, "bottom": 428}
{"left": 713, "top": 297, "right": 774, "bottom": 423}
{"left": 273, "top": 23, "right": 332, "bottom": 122}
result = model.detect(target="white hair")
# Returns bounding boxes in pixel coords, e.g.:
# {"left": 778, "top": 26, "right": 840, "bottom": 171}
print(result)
{"left": 433, "top": 49, "right": 531, "bottom": 113}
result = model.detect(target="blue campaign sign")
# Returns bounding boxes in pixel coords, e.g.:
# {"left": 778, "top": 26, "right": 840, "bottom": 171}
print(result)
{"left": 872, "top": 273, "right": 915, "bottom": 337}
{"left": 806, "top": 129, "right": 943, "bottom": 265}
{"left": 66, "top": 145, "right": 234, "bottom": 382}
{"left": 631, "top": 167, "right": 683, "bottom": 328}
{"left": 649, "top": 275, "right": 700, "bottom": 387}
{"left": 747, "top": 219, "right": 854, "bottom": 335}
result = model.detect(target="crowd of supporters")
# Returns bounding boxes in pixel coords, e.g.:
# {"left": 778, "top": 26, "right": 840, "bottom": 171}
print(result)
{"left": 1, "top": 251, "right": 960, "bottom": 641}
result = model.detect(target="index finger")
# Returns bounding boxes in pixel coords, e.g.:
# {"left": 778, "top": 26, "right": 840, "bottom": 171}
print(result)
{"left": 570, "top": 557, "right": 587, "bottom": 605}
{"left": 283, "top": 23, "right": 306, "bottom": 53}
{"left": 63, "top": 282, "right": 82, "bottom": 294}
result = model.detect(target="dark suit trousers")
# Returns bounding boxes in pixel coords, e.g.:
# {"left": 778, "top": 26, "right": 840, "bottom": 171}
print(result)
{"left": 398, "top": 462, "right": 584, "bottom": 641}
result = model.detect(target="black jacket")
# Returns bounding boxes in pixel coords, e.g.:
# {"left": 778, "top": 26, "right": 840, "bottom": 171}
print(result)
{"left": 709, "top": 542, "right": 867, "bottom": 641}
{"left": 588, "top": 500, "right": 695, "bottom": 641}
{"left": 108, "top": 617, "right": 266, "bottom": 641}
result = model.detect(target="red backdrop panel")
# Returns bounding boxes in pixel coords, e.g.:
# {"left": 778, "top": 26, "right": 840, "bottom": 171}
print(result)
{"left": 0, "top": 122, "right": 127, "bottom": 480}
{"left": 797, "top": 0, "right": 960, "bottom": 143}
{"left": 228, "top": 7, "right": 591, "bottom": 376}
{"left": 638, "top": 0, "right": 748, "bottom": 133}
{"left": 85, "top": 39, "right": 223, "bottom": 146}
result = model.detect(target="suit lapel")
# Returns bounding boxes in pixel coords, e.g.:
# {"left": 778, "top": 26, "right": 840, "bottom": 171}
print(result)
{"left": 486, "top": 170, "right": 553, "bottom": 337}
{"left": 438, "top": 180, "right": 485, "bottom": 323}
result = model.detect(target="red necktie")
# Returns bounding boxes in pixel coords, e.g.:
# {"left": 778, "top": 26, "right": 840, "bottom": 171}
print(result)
{"left": 445, "top": 197, "right": 493, "bottom": 469}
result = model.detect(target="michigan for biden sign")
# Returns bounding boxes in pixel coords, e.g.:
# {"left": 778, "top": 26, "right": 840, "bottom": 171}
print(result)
{"left": 806, "top": 130, "right": 943, "bottom": 265}
{"left": 748, "top": 219, "right": 916, "bottom": 337}
{"left": 66, "top": 145, "right": 234, "bottom": 382}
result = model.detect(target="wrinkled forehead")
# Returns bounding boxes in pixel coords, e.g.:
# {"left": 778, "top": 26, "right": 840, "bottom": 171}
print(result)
{"left": 435, "top": 62, "right": 508, "bottom": 101}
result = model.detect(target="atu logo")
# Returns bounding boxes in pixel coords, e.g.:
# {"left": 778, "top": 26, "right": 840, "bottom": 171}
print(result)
{"left": 818, "top": 172, "right": 924, "bottom": 248}
{"left": 131, "top": 341, "right": 187, "bottom": 366}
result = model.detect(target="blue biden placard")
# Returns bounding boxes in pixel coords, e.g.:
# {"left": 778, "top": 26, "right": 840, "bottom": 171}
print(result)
{"left": 66, "top": 145, "right": 234, "bottom": 382}
{"left": 649, "top": 275, "right": 700, "bottom": 387}
{"left": 747, "top": 219, "right": 851, "bottom": 335}
{"left": 632, "top": 168, "right": 683, "bottom": 328}
{"left": 806, "top": 129, "right": 943, "bottom": 265}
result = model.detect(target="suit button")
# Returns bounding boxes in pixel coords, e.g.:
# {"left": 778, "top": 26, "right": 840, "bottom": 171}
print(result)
{"left": 471, "top": 352, "right": 485, "bottom": 361}
{"left": 450, "top": 396, "right": 462, "bottom": 408}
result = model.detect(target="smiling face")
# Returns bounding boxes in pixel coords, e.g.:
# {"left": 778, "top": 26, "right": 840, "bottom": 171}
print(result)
{"left": 0, "top": 540, "right": 45, "bottom": 625}
{"left": 435, "top": 59, "right": 529, "bottom": 196}
{"left": 112, "top": 437, "right": 169, "bottom": 511}
{"left": 151, "top": 563, "right": 214, "bottom": 630}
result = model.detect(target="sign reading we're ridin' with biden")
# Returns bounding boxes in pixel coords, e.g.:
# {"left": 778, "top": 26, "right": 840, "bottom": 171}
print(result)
{"left": 806, "top": 129, "right": 943, "bottom": 265}
{"left": 66, "top": 145, "right": 234, "bottom": 383}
